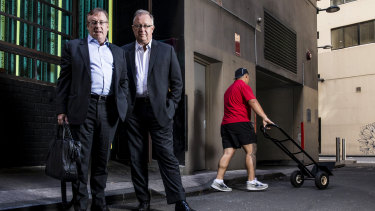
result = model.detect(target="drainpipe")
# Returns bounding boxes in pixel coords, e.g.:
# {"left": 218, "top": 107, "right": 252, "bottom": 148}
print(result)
{"left": 255, "top": 30, "right": 257, "bottom": 65}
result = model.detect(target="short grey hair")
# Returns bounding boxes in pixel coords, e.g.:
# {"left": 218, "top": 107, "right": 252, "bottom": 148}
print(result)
{"left": 133, "top": 9, "right": 154, "bottom": 25}
{"left": 87, "top": 8, "right": 109, "bottom": 25}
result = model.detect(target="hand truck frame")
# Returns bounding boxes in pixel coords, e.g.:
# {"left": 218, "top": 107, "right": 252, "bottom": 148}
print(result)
{"left": 260, "top": 124, "right": 333, "bottom": 189}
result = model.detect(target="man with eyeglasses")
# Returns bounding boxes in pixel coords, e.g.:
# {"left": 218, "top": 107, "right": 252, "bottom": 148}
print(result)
{"left": 122, "top": 9, "right": 194, "bottom": 211}
{"left": 56, "top": 8, "right": 128, "bottom": 211}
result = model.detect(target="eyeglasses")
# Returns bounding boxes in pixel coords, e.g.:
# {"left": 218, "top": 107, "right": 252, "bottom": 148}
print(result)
{"left": 132, "top": 24, "right": 153, "bottom": 29}
{"left": 88, "top": 20, "right": 108, "bottom": 26}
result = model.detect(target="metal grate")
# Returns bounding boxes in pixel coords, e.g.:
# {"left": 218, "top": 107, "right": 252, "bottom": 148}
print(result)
{"left": 264, "top": 11, "right": 297, "bottom": 73}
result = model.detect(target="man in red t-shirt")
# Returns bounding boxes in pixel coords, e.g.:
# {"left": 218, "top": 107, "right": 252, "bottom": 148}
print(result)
{"left": 211, "top": 68, "right": 274, "bottom": 192}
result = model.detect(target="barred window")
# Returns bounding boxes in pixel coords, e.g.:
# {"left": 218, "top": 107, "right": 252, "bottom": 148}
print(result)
{"left": 0, "top": 0, "right": 109, "bottom": 83}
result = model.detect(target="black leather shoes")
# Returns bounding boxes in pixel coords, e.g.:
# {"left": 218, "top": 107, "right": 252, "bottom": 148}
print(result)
{"left": 175, "top": 201, "right": 195, "bottom": 211}
{"left": 138, "top": 201, "right": 150, "bottom": 211}
{"left": 91, "top": 204, "right": 110, "bottom": 211}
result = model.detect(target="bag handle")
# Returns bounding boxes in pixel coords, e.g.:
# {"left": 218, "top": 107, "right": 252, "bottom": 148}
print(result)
{"left": 57, "top": 123, "right": 78, "bottom": 145}
{"left": 59, "top": 123, "right": 81, "bottom": 164}
{"left": 60, "top": 123, "right": 73, "bottom": 140}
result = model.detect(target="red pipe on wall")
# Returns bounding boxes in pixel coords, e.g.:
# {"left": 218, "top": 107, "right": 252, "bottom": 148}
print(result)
{"left": 301, "top": 122, "right": 305, "bottom": 150}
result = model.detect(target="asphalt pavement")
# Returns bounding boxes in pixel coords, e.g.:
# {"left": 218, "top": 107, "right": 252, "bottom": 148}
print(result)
{"left": 141, "top": 165, "right": 375, "bottom": 211}
{"left": 0, "top": 156, "right": 373, "bottom": 210}
{"left": 0, "top": 160, "right": 297, "bottom": 211}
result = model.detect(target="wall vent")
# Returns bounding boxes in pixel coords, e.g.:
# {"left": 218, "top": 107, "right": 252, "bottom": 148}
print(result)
{"left": 264, "top": 11, "right": 297, "bottom": 73}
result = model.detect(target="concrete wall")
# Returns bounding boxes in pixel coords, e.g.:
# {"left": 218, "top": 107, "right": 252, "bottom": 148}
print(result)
{"left": 318, "top": 0, "right": 375, "bottom": 155}
{"left": 257, "top": 0, "right": 318, "bottom": 90}
{"left": 256, "top": 0, "right": 319, "bottom": 163}
{"left": 184, "top": 0, "right": 257, "bottom": 173}
{"left": 302, "top": 86, "right": 319, "bottom": 160}
{"left": 184, "top": 0, "right": 319, "bottom": 173}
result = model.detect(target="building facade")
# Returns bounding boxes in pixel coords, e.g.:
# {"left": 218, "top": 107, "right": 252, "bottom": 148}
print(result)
{"left": 318, "top": 0, "right": 375, "bottom": 156}
{"left": 0, "top": 0, "right": 319, "bottom": 173}
{"left": 183, "top": 0, "right": 320, "bottom": 173}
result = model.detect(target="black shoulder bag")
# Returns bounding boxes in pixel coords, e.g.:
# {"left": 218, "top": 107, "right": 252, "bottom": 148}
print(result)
{"left": 45, "top": 123, "right": 81, "bottom": 208}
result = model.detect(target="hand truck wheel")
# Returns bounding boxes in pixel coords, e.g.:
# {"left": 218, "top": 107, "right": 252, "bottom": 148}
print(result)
{"left": 315, "top": 171, "right": 329, "bottom": 189}
{"left": 290, "top": 170, "right": 304, "bottom": 188}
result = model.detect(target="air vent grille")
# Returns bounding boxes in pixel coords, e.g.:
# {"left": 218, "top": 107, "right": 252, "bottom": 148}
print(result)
{"left": 264, "top": 11, "right": 297, "bottom": 73}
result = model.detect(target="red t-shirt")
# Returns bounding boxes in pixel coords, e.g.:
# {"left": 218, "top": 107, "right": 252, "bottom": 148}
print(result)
{"left": 221, "top": 80, "right": 256, "bottom": 125}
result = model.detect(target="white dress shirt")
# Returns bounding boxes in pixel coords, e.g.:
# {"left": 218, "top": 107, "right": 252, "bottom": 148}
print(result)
{"left": 135, "top": 40, "right": 152, "bottom": 97}
{"left": 88, "top": 35, "right": 114, "bottom": 96}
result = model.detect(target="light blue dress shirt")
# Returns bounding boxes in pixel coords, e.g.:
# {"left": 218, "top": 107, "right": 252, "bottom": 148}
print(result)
{"left": 88, "top": 35, "right": 114, "bottom": 96}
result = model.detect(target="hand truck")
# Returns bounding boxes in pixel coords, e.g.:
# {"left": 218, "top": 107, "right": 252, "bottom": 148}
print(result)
{"left": 260, "top": 124, "right": 333, "bottom": 189}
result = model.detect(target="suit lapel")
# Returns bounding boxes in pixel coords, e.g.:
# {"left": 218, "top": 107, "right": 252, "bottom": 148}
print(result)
{"left": 128, "top": 42, "right": 137, "bottom": 83}
{"left": 109, "top": 43, "right": 118, "bottom": 83}
{"left": 148, "top": 40, "right": 158, "bottom": 77}
{"left": 78, "top": 38, "right": 91, "bottom": 77}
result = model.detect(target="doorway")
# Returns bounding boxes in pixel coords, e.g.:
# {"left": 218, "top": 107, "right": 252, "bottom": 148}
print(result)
{"left": 192, "top": 61, "right": 207, "bottom": 171}
{"left": 255, "top": 66, "right": 301, "bottom": 162}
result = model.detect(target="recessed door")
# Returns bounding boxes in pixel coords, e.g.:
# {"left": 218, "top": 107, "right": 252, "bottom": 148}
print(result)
{"left": 193, "top": 61, "right": 206, "bottom": 171}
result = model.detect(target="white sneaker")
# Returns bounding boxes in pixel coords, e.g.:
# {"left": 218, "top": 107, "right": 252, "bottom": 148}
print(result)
{"left": 247, "top": 178, "right": 268, "bottom": 191}
{"left": 211, "top": 180, "right": 232, "bottom": 192}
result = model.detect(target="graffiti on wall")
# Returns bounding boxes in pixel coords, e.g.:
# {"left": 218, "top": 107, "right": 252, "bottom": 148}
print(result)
{"left": 358, "top": 122, "right": 375, "bottom": 155}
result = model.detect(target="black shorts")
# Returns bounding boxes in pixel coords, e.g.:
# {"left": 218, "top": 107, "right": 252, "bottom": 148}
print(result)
{"left": 221, "top": 122, "right": 257, "bottom": 149}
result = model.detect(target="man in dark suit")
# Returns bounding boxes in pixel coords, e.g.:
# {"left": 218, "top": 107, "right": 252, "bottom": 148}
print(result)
{"left": 56, "top": 8, "right": 128, "bottom": 211}
{"left": 122, "top": 9, "right": 194, "bottom": 211}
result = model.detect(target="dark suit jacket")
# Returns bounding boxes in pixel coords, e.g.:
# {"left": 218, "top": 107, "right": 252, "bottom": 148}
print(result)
{"left": 122, "top": 40, "right": 183, "bottom": 127}
{"left": 56, "top": 38, "right": 128, "bottom": 125}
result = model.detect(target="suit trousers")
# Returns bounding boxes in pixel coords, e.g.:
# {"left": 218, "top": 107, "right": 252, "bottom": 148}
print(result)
{"left": 125, "top": 98, "right": 186, "bottom": 204}
{"left": 70, "top": 97, "right": 119, "bottom": 211}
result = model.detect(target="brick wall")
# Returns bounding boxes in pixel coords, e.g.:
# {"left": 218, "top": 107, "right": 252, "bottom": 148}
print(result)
{"left": 0, "top": 74, "right": 56, "bottom": 167}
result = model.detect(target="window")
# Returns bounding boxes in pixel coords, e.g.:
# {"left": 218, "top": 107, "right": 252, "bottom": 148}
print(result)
{"left": 0, "top": 0, "right": 73, "bottom": 83}
{"left": 331, "top": 28, "right": 344, "bottom": 49}
{"left": 331, "top": 0, "right": 356, "bottom": 6}
{"left": 344, "top": 25, "right": 358, "bottom": 48}
{"left": 331, "top": 20, "right": 375, "bottom": 50}
{"left": 0, "top": 0, "right": 109, "bottom": 83}
{"left": 360, "top": 21, "right": 375, "bottom": 45}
